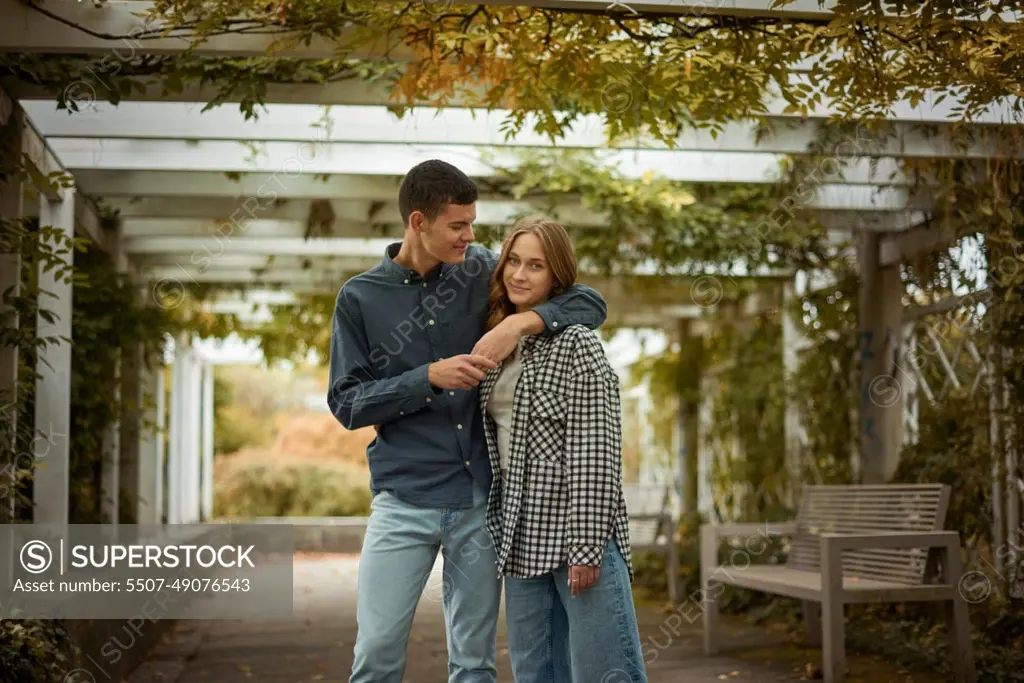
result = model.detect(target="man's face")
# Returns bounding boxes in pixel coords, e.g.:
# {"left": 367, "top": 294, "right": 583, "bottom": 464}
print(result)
{"left": 416, "top": 202, "right": 476, "bottom": 264}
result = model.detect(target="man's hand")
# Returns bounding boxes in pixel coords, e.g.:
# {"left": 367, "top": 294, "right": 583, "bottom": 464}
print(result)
{"left": 472, "top": 312, "right": 542, "bottom": 363}
{"left": 428, "top": 354, "right": 497, "bottom": 390}
{"left": 568, "top": 565, "right": 600, "bottom": 596}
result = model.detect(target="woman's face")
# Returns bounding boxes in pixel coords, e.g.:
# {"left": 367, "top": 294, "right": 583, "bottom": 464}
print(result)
{"left": 503, "top": 232, "right": 555, "bottom": 311}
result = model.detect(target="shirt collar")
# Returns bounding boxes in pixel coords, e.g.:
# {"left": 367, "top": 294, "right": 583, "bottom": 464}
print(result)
{"left": 382, "top": 241, "right": 454, "bottom": 283}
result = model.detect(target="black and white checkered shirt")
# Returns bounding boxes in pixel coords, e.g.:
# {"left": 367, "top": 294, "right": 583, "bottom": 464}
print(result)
{"left": 480, "top": 324, "right": 634, "bottom": 580}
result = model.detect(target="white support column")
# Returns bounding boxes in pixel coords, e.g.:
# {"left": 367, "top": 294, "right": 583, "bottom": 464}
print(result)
{"left": 120, "top": 341, "right": 142, "bottom": 523}
{"left": 1, "top": 100, "right": 24, "bottom": 595}
{"left": 879, "top": 267, "right": 905, "bottom": 482}
{"left": 167, "top": 337, "right": 185, "bottom": 524}
{"left": 136, "top": 360, "right": 166, "bottom": 525}
{"left": 1004, "top": 348, "right": 1019, "bottom": 584}
{"left": 181, "top": 347, "right": 203, "bottom": 524}
{"left": 33, "top": 186, "right": 75, "bottom": 525}
{"left": 900, "top": 322, "right": 921, "bottom": 446}
{"left": 857, "top": 232, "right": 905, "bottom": 484}
{"left": 639, "top": 388, "right": 656, "bottom": 485}
{"left": 101, "top": 358, "right": 121, "bottom": 523}
{"left": 200, "top": 362, "right": 214, "bottom": 521}
{"left": 986, "top": 344, "right": 1004, "bottom": 576}
{"left": 103, "top": 223, "right": 131, "bottom": 525}
{"left": 676, "top": 319, "right": 702, "bottom": 518}
{"left": 782, "top": 278, "right": 807, "bottom": 505}
{"left": 0, "top": 131, "right": 23, "bottom": 525}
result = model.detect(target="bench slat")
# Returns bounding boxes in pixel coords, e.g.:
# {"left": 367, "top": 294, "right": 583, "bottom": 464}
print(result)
{"left": 786, "top": 484, "right": 950, "bottom": 585}
{"left": 707, "top": 565, "right": 955, "bottom": 603}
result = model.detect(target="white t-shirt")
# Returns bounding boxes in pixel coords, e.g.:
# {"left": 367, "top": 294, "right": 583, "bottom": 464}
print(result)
{"left": 485, "top": 350, "right": 524, "bottom": 475}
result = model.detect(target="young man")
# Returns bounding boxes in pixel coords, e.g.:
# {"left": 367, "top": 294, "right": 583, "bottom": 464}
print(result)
{"left": 327, "top": 159, "right": 607, "bottom": 683}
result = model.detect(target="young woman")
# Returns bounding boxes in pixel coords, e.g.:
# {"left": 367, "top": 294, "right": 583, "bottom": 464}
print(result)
{"left": 478, "top": 217, "right": 648, "bottom": 683}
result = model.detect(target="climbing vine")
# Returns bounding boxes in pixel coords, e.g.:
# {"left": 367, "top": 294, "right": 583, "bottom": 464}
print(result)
{"left": 67, "top": 242, "right": 181, "bottom": 524}
{"left": 0, "top": 110, "right": 85, "bottom": 521}
{"left": 2, "top": 53, "right": 398, "bottom": 119}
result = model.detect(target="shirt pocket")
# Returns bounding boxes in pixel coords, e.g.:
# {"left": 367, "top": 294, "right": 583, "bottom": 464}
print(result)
{"left": 439, "top": 311, "right": 485, "bottom": 356}
{"left": 526, "top": 388, "right": 568, "bottom": 463}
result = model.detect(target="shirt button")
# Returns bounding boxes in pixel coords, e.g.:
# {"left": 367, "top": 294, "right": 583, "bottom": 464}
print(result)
{"left": 464, "top": 460, "right": 471, "bottom": 467}
{"left": 449, "top": 391, "right": 455, "bottom": 396}
{"left": 428, "top": 320, "right": 435, "bottom": 326}
{"left": 552, "top": 321, "right": 559, "bottom": 327}
{"left": 423, "top": 283, "right": 427, "bottom": 287}
{"left": 426, "top": 397, "right": 431, "bottom": 403}
{"left": 457, "top": 424, "right": 463, "bottom": 430}
{"left": 404, "top": 279, "right": 409, "bottom": 284}
{"left": 400, "top": 411, "right": 404, "bottom": 415}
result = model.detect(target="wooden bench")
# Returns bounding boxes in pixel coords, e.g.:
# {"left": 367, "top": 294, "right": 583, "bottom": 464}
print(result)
{"left": 623, "top": 483, "right": 679, "bottom": 603}
{"left": 700, "top": 484, "right": 975, "bottom": 683}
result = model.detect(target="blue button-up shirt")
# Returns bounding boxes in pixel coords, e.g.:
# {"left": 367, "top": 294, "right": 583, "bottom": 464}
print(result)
{"left": 327, "top": 242, "right": 607, "bottom": 509}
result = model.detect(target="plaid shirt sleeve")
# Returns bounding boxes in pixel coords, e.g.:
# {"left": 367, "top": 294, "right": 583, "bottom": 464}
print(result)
{"left": 564, "top": 335, "right": 623, "bottom": 568}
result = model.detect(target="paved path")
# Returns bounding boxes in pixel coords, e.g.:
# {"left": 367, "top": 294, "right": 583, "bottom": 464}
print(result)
{"left": 127, "top": 553, "right": 945, "bottom": 683}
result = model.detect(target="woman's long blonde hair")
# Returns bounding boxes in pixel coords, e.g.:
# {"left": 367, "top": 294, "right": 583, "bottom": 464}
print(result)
{"left": 486, "top": 216, "right": 578, "bottom": 332}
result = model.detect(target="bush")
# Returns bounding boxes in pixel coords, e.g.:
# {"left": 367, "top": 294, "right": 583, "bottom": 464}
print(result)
{"left": 0, "top": 619, "right": 76, "bottom": 683}
{"left": 214, "top": 404, "right": 275, "bottom": 455}
{"left": 214, "top": 453, "right": 372, "bottom": 518}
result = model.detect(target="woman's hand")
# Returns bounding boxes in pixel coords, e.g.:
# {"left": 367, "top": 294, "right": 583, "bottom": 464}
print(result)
{"left": 568, "top": 565, "right": 599, "bottom": 596}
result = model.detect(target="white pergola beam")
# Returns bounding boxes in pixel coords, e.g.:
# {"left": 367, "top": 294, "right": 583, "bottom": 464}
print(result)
{"left": 118, "top": 200, "right": 617, "bottom": 232}
{"left": 132, "top": 253, "right": 376, "bottom": 270}
{"left": 121, "top": 215, "right": 924, "bottom": 270}
{"left": 117, "top": 212, "right": 923, "bottom": 246}
{"left": 2, "top": 88, "right": 112, "bottom": 250}
{"left": 212, "top": 303, "right": 707, "bottom": 331}
{"left": 141, "top": 263, "right": 790, "bottom": 292}
{"left": 126, "top": 236, "right": 391, "bottom": 257}
{"left": 13, "top": 78, "right": 1021, "bottom": 126}
{"left": 880, "top": 221, "right": 956, "bottom": 267}
{"left": 76, "top": 169, "right": 401, "bottom": 199}
{"left": 106, "top": 192, "right": 930, "bottom": 227}
{"left": 48, "top": 138, "right": 918, "bottom": 187}
{"left": 0, "top": 0, "right": 410, "bottom": 60}
{"left": 142, "top": 260, "right": 377, "bottom": 285}
{"left": 211, "top": 290, "right": 300, "bottom": 306}
{"left": 122, "top": 217, "right": 402, "bottom": 239}
{"left": 25, "top": 101, "right": 1022, "bottom": 159}
{"left": 2, "top": 87, "right": 62, "bottom": 200}
{"left": 817, "top": 210, "right": 928, "bottom": 233}
{"left": 86, "top": 172, "right": 925, "bottom": 212}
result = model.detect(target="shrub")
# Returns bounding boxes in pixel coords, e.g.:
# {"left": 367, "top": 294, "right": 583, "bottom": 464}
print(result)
{"left": 214, "top": 404, "right": 275, "bottom": 455}
{"left": 0, "top": 620, "right": 76, "bottom": 683}
{"left": 214, "top": 452, "right": 372, "bottom": 518}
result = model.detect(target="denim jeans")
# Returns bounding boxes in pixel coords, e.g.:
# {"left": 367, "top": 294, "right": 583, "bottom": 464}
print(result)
{"left": 503, "top": 540, "right": 648, "bottom": 683}
{"left": 349, "top": 483, "right": 501, "bottom": 683}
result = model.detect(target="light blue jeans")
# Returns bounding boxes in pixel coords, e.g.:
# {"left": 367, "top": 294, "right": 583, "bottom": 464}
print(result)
{"left": 503, "top": 540, "right": 648, "bottom": 683}
{"left": 349, "top": 484, "right": 501, "bottom": 683}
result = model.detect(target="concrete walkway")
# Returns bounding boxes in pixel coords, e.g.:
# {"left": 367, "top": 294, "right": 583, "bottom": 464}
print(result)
{"left": 127, "top": 553, "right": 945, "bottom": 683}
